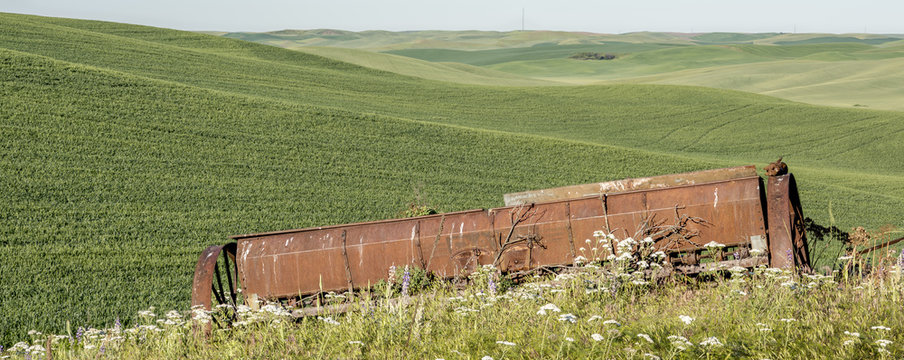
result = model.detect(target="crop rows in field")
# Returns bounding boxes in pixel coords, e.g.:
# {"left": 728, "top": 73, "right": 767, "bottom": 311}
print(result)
{"left": 1, "top": 12, "right": 903, "bottom": 346}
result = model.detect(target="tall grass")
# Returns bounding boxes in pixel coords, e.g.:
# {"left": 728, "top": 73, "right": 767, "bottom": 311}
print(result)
{"left": 3, "top": 256, "right": 902, "bottom": 359}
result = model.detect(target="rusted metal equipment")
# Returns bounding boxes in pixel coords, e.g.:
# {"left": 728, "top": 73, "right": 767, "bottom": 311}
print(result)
{"left": 192, "top": 164, "right": 811, "bottom": 310}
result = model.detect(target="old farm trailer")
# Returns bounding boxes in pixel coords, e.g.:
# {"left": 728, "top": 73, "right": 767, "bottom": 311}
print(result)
{"left": 191, "top": 164, "right": 810, "bottom": 310}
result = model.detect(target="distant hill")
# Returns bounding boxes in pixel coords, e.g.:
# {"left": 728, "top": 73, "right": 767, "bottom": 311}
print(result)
{"left": 224, "top": 29, "right": 904, "bottom": 111}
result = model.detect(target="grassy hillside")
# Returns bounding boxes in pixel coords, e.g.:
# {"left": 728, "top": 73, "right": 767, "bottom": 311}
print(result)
{"left": 1, "top": 12, "right": 903, "bottom": 346}
{"left": 226, "top": 28, "right": 904, "bottom": 111}
{"left": 385, "top": 42, "right": 681, "bottom": 66}
{"left": 223, "top": 29, "right": 696, "bottom": 51}
{"left": 293, "top": 46, "right": 555, "bottom": 86}
{"left": 612, "top": 57, "right": 904, "bottom": 111}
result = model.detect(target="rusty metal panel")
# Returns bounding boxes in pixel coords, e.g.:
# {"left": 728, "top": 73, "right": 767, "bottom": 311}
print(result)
{"left": 503, "top": 165, "right": 758, "bottom": 206}
{"left": 766, "top": 174, "right": 811, "bottom": 270}
{"left": 548, "top": 176, "right": 766, "bottom": 253}
{"left": 228, "top": 172, "right": 770, "bottom": 302}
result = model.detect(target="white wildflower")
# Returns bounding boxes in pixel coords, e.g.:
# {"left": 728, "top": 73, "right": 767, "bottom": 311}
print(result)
{"left": 317, "top": 316, "right": 340, "bottom": 325}
{"left": 842, "top": 339, "right": 858, "bottom": 346}
{"left": 558, "top": 313, "right": 578, "bottom": 323}
{"left": 165, "top": 310, "right": 183, "bottom": 320}
{"left": 871, "top": 325, "right": 891, "bottom": 331}
{"left": 588, "top": 315, "right": 603, "bottom": 322}
{"left": 496, "top": 341, "right": 516, "bottom": 346}
{"left": 668, "top": 335, "right": 692, "bottom": 350}
{"left": 703, "top": 241, "right": 726, "bottom": 249}
{"left": 644, "top": 354, "right": 661, "bottom": 360}
{"left": 482, "top": 356, "right": 493, "bottom": 360}
{"left": 699, "top": 336, "right": 723, "bottom": 347}
{"left": 679, "top": 315, "right": 694, "bottom": 325}
{"left": 779, "top": 318, "right": 797, "bottom": 323}
{"left": 603, "top": 319, "right": 621, "bottom": 326}
{"left": 637, "top": 333, "right": 654, "bottom": 343}
{"left": 537, "top": 303, "right": 561, "bottom": 315}
{"left": 565, "top": 337, "right": 575, "bottom": 342}
{"left": 348, "top": 340, "right": 363, "bottom": 345}
{"left": 843, "top": 331, "right": 860, "bottom": 338}
{"left": 641, "top": 237, "right": 654, "bottom": 245}
{"left": 591, "top": 333, "right": 604, "bottom": 341}
{"left": 749, "top": 248, "right": 763, "bottom": 256}
{"left": 838, "top": 255, "right": 854, "bottom": 261}
{"left": 875, "top": 339, "right": 893, "bottom": 347}
{"left": 261, "top": 303, "right": 293, "bottom": 317}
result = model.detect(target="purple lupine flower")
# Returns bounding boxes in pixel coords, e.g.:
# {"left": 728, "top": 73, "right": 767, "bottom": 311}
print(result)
{"left": 115, "top": 317, "right": 122, "bottom": 330}
{"left": 24, "top": 352, "right": 32, "bottom": 360}
{"left": 100, "top": 345, "right": 106, "bottom": 355}
{"left": 401, "top": 266, "right": 411, "bottom": 296}
{"left": 734, "top": 251, "right": 740, "bottom": 260}
{"left": 786, "top": 249, "right": 793, "bottom": 268}
{"left": 488, "top": 277, "right": 497, "bottom": 295}
{"left": 401, "top": 266, "right": 411, "bottom": 295}
{"left": 76, "top": 327, "right": 84, "bottom": 343}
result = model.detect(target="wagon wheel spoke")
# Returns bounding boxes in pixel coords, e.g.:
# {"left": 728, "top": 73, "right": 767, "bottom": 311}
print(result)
{"left": 223, "top": 246, "right": 238, "bottom": 307}
{"left": 212, "top": 261, "right": 228, "bottom": 306}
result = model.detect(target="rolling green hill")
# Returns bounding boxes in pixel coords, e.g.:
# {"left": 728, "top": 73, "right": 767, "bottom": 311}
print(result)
{"left": 2, "top": 12, "right": 903, "bottom": 346}
{"left": 293, "top": 46, "right": 555, "bottom": 86}
{"left": 609, "top": 57, "right": 904, "bottom": 111}
{"left": 225, "top": 29, "right": 904, "bottom": 111}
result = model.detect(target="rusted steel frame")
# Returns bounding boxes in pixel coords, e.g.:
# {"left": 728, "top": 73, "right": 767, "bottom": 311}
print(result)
{"left": 291, "top": 295, "right": 424, "bottom": 317}
{"left": 504, "top": 165, "right": 758, "bottom": 206}
{"left": 232, "top": 175, "right": 767, "bottom": 301}
{"left": 858, "top": 236, "right": 904, "bottom": 256}
{"left": 673, "top": 256, "right": 768, "bottom": 275}
{"left": 766, "top": 174, "right": 811, "bottom": 271}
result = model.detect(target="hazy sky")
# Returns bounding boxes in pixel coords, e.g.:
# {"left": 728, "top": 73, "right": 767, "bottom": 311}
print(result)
{"left": 3, "top": 0, "right": 902, "bottom": 34}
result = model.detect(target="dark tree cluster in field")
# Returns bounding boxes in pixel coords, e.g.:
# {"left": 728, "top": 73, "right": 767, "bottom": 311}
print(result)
{"left": 569, "top": 52, "right": 617, "bottom": 60}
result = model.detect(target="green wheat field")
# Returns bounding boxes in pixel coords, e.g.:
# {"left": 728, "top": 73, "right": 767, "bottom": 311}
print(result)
{"left": 1, "top": 12, "right": 903, "bottom": 358}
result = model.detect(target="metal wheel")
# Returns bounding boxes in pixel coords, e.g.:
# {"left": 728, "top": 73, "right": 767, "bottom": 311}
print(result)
{"left": 191, "top": 243, "right": 241, "bottom": 324}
